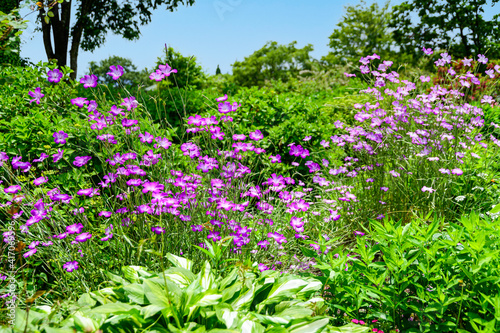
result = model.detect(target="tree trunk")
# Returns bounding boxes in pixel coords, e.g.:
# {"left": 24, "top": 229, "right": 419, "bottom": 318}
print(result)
{"left": 69, "top": 0, "right": 92, "bottom": 80}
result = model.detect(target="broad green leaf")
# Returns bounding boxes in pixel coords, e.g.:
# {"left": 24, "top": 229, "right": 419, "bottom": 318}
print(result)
{"left": 232, "top": 284, "right": 255, "bottom": 311}
{"left": 123, "top": 283, "right": 146, "bottom": 304}
{"left": 77, "top": 293, "right": 96, "bottom": 308}
{"left": 287, "top": 317, "right": 330, "bottom": 333}
{"left": 163, "top": 267, "right": 196, "bottom": 287}
{"left": 90, "top": 302, "right": 137, "bottom": 314}
{"left": 122, "top": 266, "right": 139, "bottom": 283}
{"left": 240, "top": 319, "right": 265, "bottom": 333}
{"left": 166, "top": 253, "right": 193, "bottom": 270}
{"left": 215, "top": 303, "right": 239, "bottom": 329}
{"left": 143, "top": 279, "right": 170, "bottom": 308}
{"left": 197, "top": 291, "right": 223, "bottom": 307}
{"left": 490, "top": 203, "right": 500, "bottom": 214}
{"left": 200, "top": 261, "right": 215, "bottom": 291}
{"left": 141, "top": 304, "right": 166, "bottom": 319}
{"left": 263, "top": 277, "right": 308, "bottom": 304}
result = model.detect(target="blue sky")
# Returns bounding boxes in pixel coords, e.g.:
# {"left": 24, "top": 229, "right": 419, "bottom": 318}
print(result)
{"left": 17, "top": 0, "right": 499, "bottom": 79}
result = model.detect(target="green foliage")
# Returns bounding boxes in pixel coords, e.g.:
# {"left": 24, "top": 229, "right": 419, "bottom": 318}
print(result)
{"left": 232, "top": 41, "right": 315, "bottom": 88}
{"left": 390, "top": 0, "right": 500, "bottom": 59}
{"left": 324, "top": 1, "right": 407, "bottom": 66}
{"left": 5, "top": 255, "right": 352, "bottom": 332}
{"left": 304, "top": 213, "right": 500, "bottom": 332}
{"left": 0, "top": 3, "right": 28, "bottom": 66}
{"left": 153, "top": 46, "right": 207, "bottom": 89}
{"left": 88, "top": 55, "right": 149, "bottom": 87}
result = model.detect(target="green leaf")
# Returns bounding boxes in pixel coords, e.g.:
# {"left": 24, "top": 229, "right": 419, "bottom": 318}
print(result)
{"left": 143, "top": 279, "right": 170, "bottom": 308}
{"left": 47, "top": 11, "right": 54, "bottom": 17}
{"left": 490, "top": 203, "right": 500, "bottom": 214}
{"left": 123, "top": 283, "right": 146, "bottom": 304}
{"left": 263, "top": 277, "right": 308, "bottom": 305}
{"left": 166, "top": 253, "right": 193, "bottom": 270}
{"left": 287, "top": 317, "right": 330, "bottom": 333}
{"left": 77, "top": 292, "right": 96, "bottom": 307}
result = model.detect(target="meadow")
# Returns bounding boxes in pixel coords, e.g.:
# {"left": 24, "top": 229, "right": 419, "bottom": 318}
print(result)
{"left": 1, "top": 50, "right": 500, "bottom": 333}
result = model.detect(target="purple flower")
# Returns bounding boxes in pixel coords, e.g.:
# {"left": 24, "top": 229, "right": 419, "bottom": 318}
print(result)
{"left": 158, "top": 63, "right": 177, "bottom": 76}
{"left": 216, "top": 94, "right": 228, "bottom": 102}
{"left": 77, "top": 188, "right": 99, "bottom": 197}
{"left": 73, "top": 156, "right": 92, "bottom": 167}
{"left": 258, "top": 263, "right": 269, "bottom": 272}
{"left": 258, "top": 240, "right": 269, "bottom": 249}
{"left": 303, "top": 136, "right": 312, "bottom": 141}
{"left": 218, "top": 101, "right": 240, "bottom": 114}
{"left": 53, "top": 131, "right": 69, "bottom": 144}
{"left": 149, "top": 69, "right": 165, "bottom": 81}
{"left": 63, "top": 261, "right": 79, "bottom": 272}
{"left": 290, "top": 216, "right": 304, "bottom": 233}
{"left": 28, "top": 87, "right": 44, "bottom": 104}
{"left": 71, "top": 97, "right": 89, "bottom": 108}
{"left": 249, "top": 129, "right": 263, "bottom": 141}
{"left": 52, "top": 149, "right": 64, "bottom": 163}
{"left": 139, "top": 132, "right": 154, "bottom": 144}
{"left": 33, "top": 176, "right": 48, "bottom": 186}
{"left": 4, "top": 185, "right": 21, "bottom": 194}
{"left": 354, "top": 231, "right": 365, "bottom": 236}
{"left": 23, "top": 248, "right": 37, "bottom": 258}
{"left": 269, "top": 154, "right": 281, "bottom": 163}
{"left": 121, "top": 96, "right": 138, "bottom": 111}
{"left": 80, "top": 74, "right": 98, "bottom": 88}
{"left": 451, "top": 168, "right": 463, "bottom": 175}
{"left": 142, "top": 181, "right": 164, "bottom": 194}
{"left": 66, "top": 223, "right": 83, "bottom": 234}
{"left": 47, "top": 68, "right": 63, "bottom": 83}
{"left": 107, "top": 65, "right": 124, "bottom": 80}
{"left": 421, "top": 186, "right": 436, "bottom": 193}
{"left": 121, "top": 118, "right": 138, "bottom": 127}
{"left": 208, "top": 231, "right": 221, "bottom": 242}
{"left": 75, "top": 232, "right": 92, "bottom": 242}
{"left": 422, "top": 47, "right": 433, "bottom": 55}
{"left": 380, "top": 187, "right": 389, "bottom": 192}
{"left": 478, "top": 54, "right": 488, "bottom": 64}
{"left": 98, "top": 211, "right": 113, "bottom": 218}
{"left": 33, "top": 153, "right": 49, "bottom": 163}
{"left": 152, "top": 226, "right": 165, "bottom": 234}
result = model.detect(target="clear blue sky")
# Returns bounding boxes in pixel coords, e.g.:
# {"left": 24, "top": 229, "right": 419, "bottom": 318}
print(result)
{"left": 17, "top": 0, "right": 499, "bottom": 79}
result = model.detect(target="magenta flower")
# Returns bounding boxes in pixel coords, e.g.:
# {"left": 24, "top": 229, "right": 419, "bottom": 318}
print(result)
{"left": 4, "top": 185, "right": 21, "bottom": 194}
{"left": 73, "top": 156, "right": 92, "bottom": 167}
{"left": 478, "top": 54, "right": 488, "bottom": 64}
{"left": 152, "top": 226, "right": 165, "bottom": 234}
{"left": 121, "top": 118, "right": 138, "bottom": 127}
{"left": 208, "top": 230, "right": 221, "bottom": 242}
{"left": 149, "top": 69, "right": 165, "bottom": 81}
{"left": 142, "top": 181, "right": 164, "bottom": 193}
{"left": 47, "top": 68, "right": 63, "bottom": 83}
{"left": 269, "top": 154, "right": 281, "bottom": 163}
{"left": 422, "top": 47, "right": 433, "bottom": 55}
{"left": 354, "top": 231, "right": 365, "bottom": 236}
{"left": 451, "top": 168, "right": 463, "bottom": 175}
{"left": 63, "top": 261, "right": 79, "bottom": 272}
{"left": 75, "top": 232, "right": 92, "bottom": 242}
{"left": 158, "top": 63, "right": 177, "bottom": 76}
{"left": 28, "top": 87, "right": 44, "bottom": 104}
{"left": 121, "top": 96, "right": 138, "bottom": 111}
{"left": 23, "top": 248, "right": 37, "bottom": 258}
{"left": 249, "top": 129, "right": 263, "bottom": 141}
{"left": 107, "top": 65, "right": 124, "bottom": 80}
{"left": 139, "top": 132, "right": 154, "bottom": 143}
{"left": 421, "top": 186, "right": 436, "bottom": 193}
{"left": 66, "top": 223, "right": 84, "bottom": 234}
{"left": 33, "top": 176, "right": 48, "bottom": 186}
{"left": 98, "top": 211, "right": 113, "bottom": 218}
{"left": 80, "top": 74, "right": 98, "bottom": 88}
{"left": 290, "top": 216, "right": 304, "bottom": 233}
{"left": 218, "top": 101, "right": 240, "bottom": 114}
{"left": 53, "top": 131, "right": 68, "bottom": 144}
{"left": 216, "top": 94, "right": 228, "bottom": 102}
{"left": 71, "top": 97, "right": 89, "bottom": 108}
{"left": 77, "top": 188, "right": 99, "bottom": 197}
{"left": 33, "top": 153, "right": 49, "bottom": 163}
{"left": 52, "top": 149, "right": 64, "bottom": 163}
{"left": 258, "top": 263, "right": 269, "bottom": 272}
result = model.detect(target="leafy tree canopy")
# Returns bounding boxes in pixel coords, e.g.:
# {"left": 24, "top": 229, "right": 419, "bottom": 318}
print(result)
{"left": 324, "top": 1, "right": 395, "bottom": 65}
{"left": 25, "top": 0, "right": 195, "bottom": 79}
{"left": 87, "top": 55, "right": 149, "bottom": 87}
{"left": 231, "top": 41, "right": 314, "bottom": 88}
{"left": 153, "top": 45, "right": 207, "bottom": 89}
{"left": 390, "top": 0, "right": 500, "bottom": 59}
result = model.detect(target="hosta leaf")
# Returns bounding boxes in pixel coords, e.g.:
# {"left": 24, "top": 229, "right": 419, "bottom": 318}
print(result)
{"left": 141, "top": 304, "right": 166, "bottom": 319}
{"left": 166, "top": 253, "right": 193, "bottom": 270}
{"left": 163, "top": 267, "right": 196, "bottom": 287}
{"left": 328, "top": 323, "right": 372, "bottom": 332}
{"left": 215, "top": 303, "right": 239, "bottom": 329}
{"left": 231, "top": 284, "right": 255, "bottom": 311}
{"left": 240, "top": 319, "right": 265, "bottom": 333}
{"left": 90, "top": 302, "right": 138, "bottom": 314}
{"left": 197, "top": 291, "right": 223, "bottom": 307}
{"left": 143, "top": 279, "right": 170, "bottom": 308}
{"left": 122, "top": 266, "right": 139, "bottom": 283}
{"left": 295, "top": 277, "right": 322, "bottom": 299}
{"left": 251, "top": 312, "right": 290, "bottom": 325}
{"left": 123, "top": 283, "right": 146, "bottom": 304}
{"left": 200, "top": 261, "right": 215, "bottom": 291}
{"left": 287, "top": 317, "right": 329, "bottom": 333}
{"left": 263, "top": 277, "right": 308, "bottom": 305}
{"left": 77, "top": 293, "right": 96, "bottom": 308}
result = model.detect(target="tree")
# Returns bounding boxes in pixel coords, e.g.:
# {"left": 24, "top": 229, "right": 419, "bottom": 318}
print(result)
{"left": 153, "top": 45, "right": 206, "bottom": 89}
{"left": 215, "top": 64, "right": 221, "bottom": 75}
{"left": 324, "top": 1, "right": 403, "bottom": 65}
{"left": 231, "top": 41, "right": 314, "bottom": 87}
{"left": 25, "top": 0, "right": 195, "bottom": 79}
{"left": 88, "top": 55, "right": 148, "bottom": 86}
{"left": 390, "top": 0, "right": 500, "bottom": 59}
{"left": 0, "top": 0, "right": 27, "bottom": 66}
